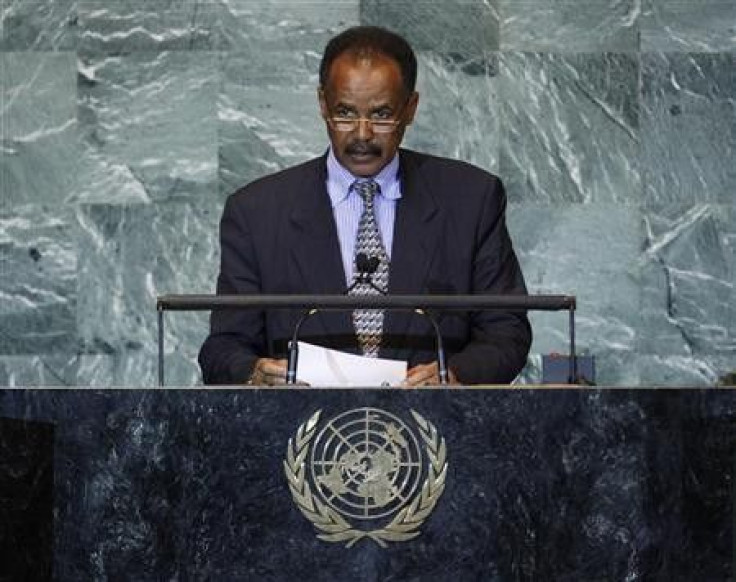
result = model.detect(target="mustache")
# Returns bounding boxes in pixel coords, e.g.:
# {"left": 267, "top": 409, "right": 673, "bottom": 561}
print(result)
{"left": 345, "top": 141, "right": 382, "bottom": 156}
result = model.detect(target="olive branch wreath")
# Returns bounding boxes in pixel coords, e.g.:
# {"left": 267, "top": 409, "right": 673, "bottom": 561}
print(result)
{"left": 283, "top": 409, "right": 448, "bottom": 548}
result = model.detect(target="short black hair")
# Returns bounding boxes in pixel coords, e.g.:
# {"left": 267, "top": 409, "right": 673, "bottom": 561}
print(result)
{"left": 319, "top": 26, "right": 417, "bottom": 94}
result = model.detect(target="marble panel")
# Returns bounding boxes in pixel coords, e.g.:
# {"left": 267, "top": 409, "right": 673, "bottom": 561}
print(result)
{"left": 642, "top": 0, "right": 736, "bottom": 52}
{"left": 0, "top": 0, "right": 77, "bottom": 50}
{"left": 0, "top": 354, "right": 153, "bottom": 387}
{"left": 68, "top": 142, "right": 156, "bottom": 205}
{"left": 218, "top": 49, "right": 326, "bottom": 196}
{"left": 77, "top": 51, "right": 218, "bottom": 202}
{"left": 404, "top": 52, "right": 500, "bottom": 173}
{"left": 637, "top": 204, "right": 735, "bottom": 385}
{"left": 76, "top": 202, "right": 220, "bottom": 386}
{"left": 1, "top": 52, "right": 81, "bottom": 208}
{"left": 73, "top": 354, "right": 120, "bottom": 386}
{"left": 0, "top": 352, "right": 205, "bottom": 387}
{"left": 641, "top": 52, "right": 736, "bottom": 205}
{"left": 361, "top": 0, "right": 499, "bottom": 55}
{"left": 500, "top": 0, "right": 640, "bottom": 52}
{"left": 637, "top": 354, "right": 727, "bottom": 386}
{"left": 0, "top": 206, "right": 78, "bottom": 354}
{"left": 0, "top": 52, "right": 76, "bottom": 139}
{"left": 499, "top": 52, "right": 641, "bottom": 203}
{"left": 77, "top": 0, "right": 219, "bottom": 52}
{"left": 509, "top": 204, "right": 642, "bottom": 385}
{"left": 216, "top": 0, "right": 358, "bottom": 52}
{"left": 0, "top": 124, "right": 84, "bottom": 209}
{"left": 0, "top": 355, "right": 80, "bottom": 386}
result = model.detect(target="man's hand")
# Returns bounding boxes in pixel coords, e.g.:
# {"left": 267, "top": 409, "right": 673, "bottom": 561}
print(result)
{"left": 402, "top": 362, "right": 459, "bottom": 387}
{"left": 248, "top": 358, "right": 288, "bottom": 386}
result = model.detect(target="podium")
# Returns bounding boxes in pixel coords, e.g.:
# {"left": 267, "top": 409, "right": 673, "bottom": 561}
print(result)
{"left": 0, "top": 416, "right": 54, "bottom": 580}
{"left": 1, "top": 387, "right": 734, "bottom": 580}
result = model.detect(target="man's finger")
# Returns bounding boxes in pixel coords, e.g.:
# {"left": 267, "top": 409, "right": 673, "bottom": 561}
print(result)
{"left": 251, "top": 358, "right": 288, "bottom": 385}
{"left": 403, "top": 362, "right": 439, "bottom": 387}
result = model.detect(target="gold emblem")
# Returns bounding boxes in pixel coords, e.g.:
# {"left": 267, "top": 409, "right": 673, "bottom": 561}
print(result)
{"left": 283, "top": 407, "right": 448, "bottom": 548}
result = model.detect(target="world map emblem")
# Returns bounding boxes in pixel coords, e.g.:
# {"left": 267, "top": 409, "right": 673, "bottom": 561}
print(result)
{"left": 284, "top": 407, "right": 448, "bottom": 547}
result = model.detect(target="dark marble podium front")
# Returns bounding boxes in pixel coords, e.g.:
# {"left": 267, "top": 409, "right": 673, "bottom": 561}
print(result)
{"left": 0, "top": 388, "right": 734, "bottom": 581}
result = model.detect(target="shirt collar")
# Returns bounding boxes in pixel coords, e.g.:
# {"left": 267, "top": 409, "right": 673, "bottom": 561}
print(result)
{"left": 326, "top": 147, "right": 401, "bottom": 207}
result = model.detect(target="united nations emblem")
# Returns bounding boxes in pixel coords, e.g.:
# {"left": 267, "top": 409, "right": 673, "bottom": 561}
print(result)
{"left": 283, "top": 407, "right": 448, "bottom": 548}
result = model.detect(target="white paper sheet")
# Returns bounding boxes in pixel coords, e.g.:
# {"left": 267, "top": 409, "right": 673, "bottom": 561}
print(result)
{"left": 296, "top": 341, "right": 407, "bottom": 387}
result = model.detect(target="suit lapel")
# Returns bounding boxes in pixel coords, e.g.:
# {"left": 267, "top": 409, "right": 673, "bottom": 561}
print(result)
{"left": 288, "top": 158, "right": 356, "bottom": 344}
{"left": 383, "top": 151, "right": 442, "bottom": 356}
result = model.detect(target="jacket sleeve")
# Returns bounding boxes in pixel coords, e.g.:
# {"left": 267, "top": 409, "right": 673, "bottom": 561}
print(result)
{"left": 198, "top": 193, "right": 265, "bottom": 385}
{"left": 447, "top": 177, "right": 532, "bottom": 384}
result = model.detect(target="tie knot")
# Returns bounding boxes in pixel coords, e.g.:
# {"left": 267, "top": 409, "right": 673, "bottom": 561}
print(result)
{"left": 353, "top": 180, "right": 379, "bottom": 202}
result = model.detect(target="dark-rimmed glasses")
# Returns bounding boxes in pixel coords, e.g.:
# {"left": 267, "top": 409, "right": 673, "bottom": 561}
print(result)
{"left": 327, "top": 99, "right": 411, "bottom": 134}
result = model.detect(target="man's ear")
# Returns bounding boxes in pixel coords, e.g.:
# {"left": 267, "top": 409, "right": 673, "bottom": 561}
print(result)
{"left": 403, "top": 91, "right": 420, "bottom": 125}
{"left": 317, "top": 88, "right": 329, "bottom": 119}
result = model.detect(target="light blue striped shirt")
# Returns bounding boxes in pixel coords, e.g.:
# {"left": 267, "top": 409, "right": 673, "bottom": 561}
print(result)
{"left": 325, "top": 148, "right": 401, "bottom": 286}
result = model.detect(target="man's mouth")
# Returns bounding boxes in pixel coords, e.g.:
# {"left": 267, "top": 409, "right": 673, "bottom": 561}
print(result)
{"left": 350, "top": 152, "right": 375, "bottom": 161}
{"left": 346, "top": 143, "right": 381, "bottom": 159}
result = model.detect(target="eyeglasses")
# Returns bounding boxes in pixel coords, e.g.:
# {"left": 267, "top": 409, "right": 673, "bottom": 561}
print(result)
{"left": 327, "top": 99, "right": 411, "bottom": 134}
{"left": 328, "top": 116, "right": 401, "bottom": 134}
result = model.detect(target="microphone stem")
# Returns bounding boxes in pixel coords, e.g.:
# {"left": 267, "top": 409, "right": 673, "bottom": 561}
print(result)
{"left": 286, "top": 308, "right": 317, "bottom": 384}
{"left": 415, "top": 309, "right": 449, "bottom": 385}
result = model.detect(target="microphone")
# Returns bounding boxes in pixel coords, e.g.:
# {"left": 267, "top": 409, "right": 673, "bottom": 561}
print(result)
{"left": 287, "top": 255, "right": 383, "bottom": 384}
{"left": 356, "top": 253, "right": 375, "bottom": 278}
{"left": 363, "top": 255, "right": 380, "bottom": 276}
{"left": 347, "top": 253, "right": 385, "bottom": 294}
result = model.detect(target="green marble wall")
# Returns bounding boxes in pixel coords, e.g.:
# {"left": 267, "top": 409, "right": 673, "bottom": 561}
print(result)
{"left": 1, "top": 1, "right": 734, "bottom": 386}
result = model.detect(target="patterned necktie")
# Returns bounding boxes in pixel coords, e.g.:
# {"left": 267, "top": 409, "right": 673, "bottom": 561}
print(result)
{"left": 349, "top": 180, "right": 390, "bottom": 357}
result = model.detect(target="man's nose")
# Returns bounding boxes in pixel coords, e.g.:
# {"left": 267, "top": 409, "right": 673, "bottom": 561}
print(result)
{"left": 356, "top": 118, "right": 375, "bottom": 140}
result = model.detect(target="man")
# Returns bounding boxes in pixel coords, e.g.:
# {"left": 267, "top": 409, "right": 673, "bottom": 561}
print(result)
{"left": 199, "top": 26, "right": 531, "bottom": 386}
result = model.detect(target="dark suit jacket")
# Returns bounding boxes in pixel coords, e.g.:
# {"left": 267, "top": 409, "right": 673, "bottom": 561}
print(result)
{"left": 199, "top": 149, "right": 531, "bottom": 385}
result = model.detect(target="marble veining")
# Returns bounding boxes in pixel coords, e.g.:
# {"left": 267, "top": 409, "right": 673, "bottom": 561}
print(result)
{"left": 638, "top": 204, "right": 735, "bottom": 384}
{"left": 218, "top": 49, "right": 325, "bottom": 196}
{"left": 77, "top": 50, "right": 218, "bottom": 202}
{"left": 361, "top": 0, "right": 500, "bottom": 56}
{"left": 0, "top": 0, "right": 77, "bottom": 51}
{"left": 1, "top": 52, "right": 80, "bottom": 207}
{"left": 641, "top": 0, "right": 736, "bottom": 52}
{"left": 641, "top": 52, "right": 736, "bottom": 204}
{"left": 217, "top": 0, "right": 359, "bottom": 52}
{"left": 499, "top": 52, "right": 641, "bottom": 203}
{"left": 404, "top": 53, "right": 501, "bottom": 173}
{"left": 500, "top": 0, "right": 640, "bottom": 52}
{"left": 509, "top": 204, "right": 641, "bottom": 385}
{"left": 77, "top": 1, "right": 219, "bottom": 53}
{"left": 0, "top": 207, "right": 78, "bottom": 355}
{"left": 76, "top": 202, "right": 219, "bottom": 386}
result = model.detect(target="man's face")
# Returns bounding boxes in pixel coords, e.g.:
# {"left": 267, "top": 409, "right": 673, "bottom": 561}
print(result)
{"left": 319, "top": 52, "right": 419, "bottom": 178}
